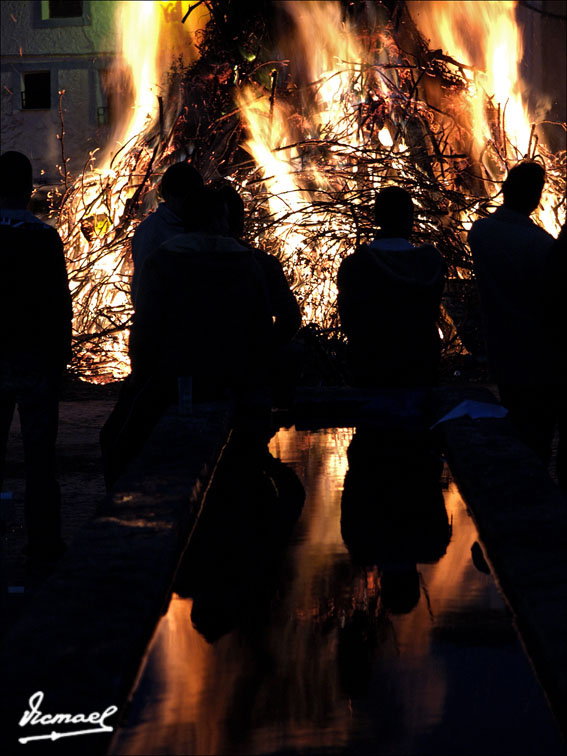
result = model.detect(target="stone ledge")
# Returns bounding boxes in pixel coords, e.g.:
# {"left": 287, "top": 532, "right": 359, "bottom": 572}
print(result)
{"left": 433, "top": 386, "right": 567, "bottom": 739}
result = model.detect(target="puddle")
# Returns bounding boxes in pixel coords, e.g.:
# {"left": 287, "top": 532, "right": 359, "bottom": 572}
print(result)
{"left": 110, "top": 427, "right": 564, "bottom": 755}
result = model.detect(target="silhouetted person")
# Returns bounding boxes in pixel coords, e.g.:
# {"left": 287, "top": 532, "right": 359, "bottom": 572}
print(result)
{"left": 130, "top": 161, "right": 204, "bottom": 302}
{"left": 131, "top": 186, "right": 275, "bottom": 397}
{"left": 218, "top": 184, "right": 301, "bottom": 345}
{"left": 101, "top": 187, "right": 274, "bottom": 488}
{"left": 468, "top": 161, "right": 564, "bottom": 483}
{"left": 337, "top": 186, "right": 445, "bottom": 387}
{"left": 0, "top": 151, "right": 72, "bottom": 565}
{"left": 218, "top": 184, "right": 302, "bottom": 408}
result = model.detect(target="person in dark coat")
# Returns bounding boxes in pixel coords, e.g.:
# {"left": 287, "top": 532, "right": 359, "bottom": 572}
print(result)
{"left": 217, "top": 184, "right": 302, "bottom": 406}
{"left": 101, "top": 188, "right": 274, "bottom": 488}
{"left": 0, "top": 151, "right": 72, "bottom": 564}
{"left": 337, "top": 186, "right": 445, "bottom": 387}
{"left": 130, "top": 188, "right": 274, "bottom": 392}
{"left": 130, "top": 161, "right": 204, "bottom": 302}
{"left": 468, "top": 161, "right": 564, "bottom": 485}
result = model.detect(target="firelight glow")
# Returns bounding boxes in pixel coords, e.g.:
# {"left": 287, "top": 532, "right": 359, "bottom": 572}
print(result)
{"left": 58, "top": 1, "right": 209, "bottom": 380}
{"left": 236, "top": 0, "right": 562, "bottom": 331}
{"left": 55, "top": 0, "right": 564, "bottom": 380}
{"left": 236, "top": 0, "right": 397, "bottom": 325}
{"left": 407, "top": 0, "right": 559, "bottom": 232}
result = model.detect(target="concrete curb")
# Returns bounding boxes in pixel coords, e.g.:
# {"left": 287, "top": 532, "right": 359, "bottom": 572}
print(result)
{"left": 0, "top": 402, "right": 232, "bottom": 755}
{"left": 433, "top": 387, "right": 567, "bottom": 739}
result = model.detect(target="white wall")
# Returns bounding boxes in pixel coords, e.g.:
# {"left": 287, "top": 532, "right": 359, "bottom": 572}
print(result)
{"left": 1, "top": 0, "right": 119, "bottom": 183}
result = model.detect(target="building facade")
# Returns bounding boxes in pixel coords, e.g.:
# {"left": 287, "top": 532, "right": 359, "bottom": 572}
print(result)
{"left": 1, "top": 0, "right": 118, "bottom": 184}
{"left": 1, "top": 1, "right": 565, "bottom": 186}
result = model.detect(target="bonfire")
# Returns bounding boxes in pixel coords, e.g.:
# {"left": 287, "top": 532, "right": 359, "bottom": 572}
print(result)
{"left": 50, "top": 0, "right": 566, "bottom": 383}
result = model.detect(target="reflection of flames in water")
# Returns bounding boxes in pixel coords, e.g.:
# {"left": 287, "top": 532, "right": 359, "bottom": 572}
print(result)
{"left": 110, "top": 433, "right": 494, "bottom": 756}
{"left": 58, "top": 0, "right": 565, "bottom": 381}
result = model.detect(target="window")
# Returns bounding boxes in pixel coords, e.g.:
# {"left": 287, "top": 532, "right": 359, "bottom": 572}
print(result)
{"left": 33, "top": 0, "right": 91, "bottom": 27}
{"left": 21, "top": 71, "right": 51, "bottom": 110}
{"left": 48, "top": 0, "right": 83, "bottom": 17}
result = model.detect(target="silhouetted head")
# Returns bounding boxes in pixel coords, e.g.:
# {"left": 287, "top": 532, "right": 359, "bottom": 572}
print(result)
{"left": 181, "top": 186, "right": 230, "bottom": 235}
{"left": 502, "top": 161, "right": 545, "bottom": 216}
{"left": 159, "top": 161, "right": 204, "bottom": 217}
{"left": 217, "top": 183, "right": 245, "bottom": 239}
{"left": 0, "top": 151, "right": 34, "bottom": 209}
{"left": 374, "top": 185, "right": 414, "bottom": 239}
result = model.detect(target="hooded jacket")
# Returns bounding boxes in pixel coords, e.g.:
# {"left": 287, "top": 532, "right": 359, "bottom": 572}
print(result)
{"left": 130, "top": 203, "right": 185, "bottom": 303}
{"left": 129, "top": 232, "right": 274, "bottom": 387}
{"left": 337, "top": 238, "right": 445, "bottom": 387}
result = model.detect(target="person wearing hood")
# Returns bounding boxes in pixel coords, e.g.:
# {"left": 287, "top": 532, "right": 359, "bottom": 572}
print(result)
{"left": 337, "top": 186, "right": 445, "bottom": 387}
{"left": 130, "top": 186, "right": 274, "bottom": 394}
{"left": 130, "top": 161, "right": 204, "bottom": 303}
{"left": 101, "top": 187, "right": 274, "bottom": 488}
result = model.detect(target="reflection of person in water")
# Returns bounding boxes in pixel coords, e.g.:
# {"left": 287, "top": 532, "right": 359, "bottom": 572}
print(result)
{"left": 341, "top": 428, "right": 450, "bottom": 606}
{"left": 174, "top": 429, "right": 304, "bottom": 643}
{"left": 338, "top": 428, "right": 451, "bottom": 697}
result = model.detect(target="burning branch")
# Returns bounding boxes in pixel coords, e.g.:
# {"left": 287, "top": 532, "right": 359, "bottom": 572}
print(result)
{"left": 52, "top": 0, "right": 565, "bottom": 383}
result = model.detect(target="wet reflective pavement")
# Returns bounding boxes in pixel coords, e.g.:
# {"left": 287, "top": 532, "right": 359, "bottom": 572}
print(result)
{"left": 111, "top": 427, "right": 565, "bottom": 755}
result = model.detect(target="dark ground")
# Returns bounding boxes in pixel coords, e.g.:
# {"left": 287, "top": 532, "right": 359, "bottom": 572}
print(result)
{"left": 0, "top": 377, "right": 120, "bottom": 632}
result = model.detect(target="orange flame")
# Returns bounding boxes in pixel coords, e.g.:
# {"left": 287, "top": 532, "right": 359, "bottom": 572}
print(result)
{"left": 59, "top": 0, "right": 564, "bottom": 380}
{"left": 236, "top": 2, "right": 406, "bottom": 325}
{"left": 59, "top": 1, "right": 209, "bottom": 381}
{"left": 408, "top": 0, "right": 561, "bottom": 232}
{"left": 234, "top": 0, "right": 563, "bottom": 337}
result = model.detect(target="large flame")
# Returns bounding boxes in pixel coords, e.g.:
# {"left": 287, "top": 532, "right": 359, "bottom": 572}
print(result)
{"left": 235, "top": 0, "right": 563, "bottom": 334}
{"left": 236, "top": 1, "right": 401, "bottom": 325}
{"left": 57, "top": 0, "right": 564, "bottom": 380}
{"left": 408, "top": 1, "right": 531, "bottom": 160}
{"left": 57, "top": 1, "right": 209, "bottom": 380}
{"left": 104, "top": 0, "right": 207, "bottom": 166}
{"left": 407, "top": 0, "right": 559, "bottom": 232}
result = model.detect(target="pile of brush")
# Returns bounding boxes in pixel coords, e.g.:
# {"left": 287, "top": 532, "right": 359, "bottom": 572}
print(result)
{"left": 53, "top": 0, "right": 565, "bottom": 382}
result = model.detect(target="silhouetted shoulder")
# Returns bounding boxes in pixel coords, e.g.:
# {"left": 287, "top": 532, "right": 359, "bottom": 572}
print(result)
{"left": 339, "top": 242, "right": 444, "bottom": 288}
{"left": 469, "top": 207, "right": 555, "bottom": 248}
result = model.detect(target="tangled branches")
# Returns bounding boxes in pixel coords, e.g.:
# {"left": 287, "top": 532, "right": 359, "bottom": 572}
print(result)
{"left": 54, "top": 0, "right": 566, "bottom": 381}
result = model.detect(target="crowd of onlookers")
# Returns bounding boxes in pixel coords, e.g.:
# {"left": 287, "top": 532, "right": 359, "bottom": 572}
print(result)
{"left": 1, "top": 149, "right": 565, "bottom": 568}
